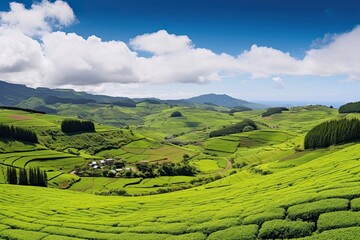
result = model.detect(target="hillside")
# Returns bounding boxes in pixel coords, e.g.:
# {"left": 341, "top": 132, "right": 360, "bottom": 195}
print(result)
{"left": 186, "top": 93, "right": 266, "bottom": 109}
{"left": 1, "top": 103, "right": 360, "bottom": 239}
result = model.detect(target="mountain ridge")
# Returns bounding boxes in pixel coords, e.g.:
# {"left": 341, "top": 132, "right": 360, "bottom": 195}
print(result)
{"left": 0, "top": 80, "right": 265, "bottom": 109}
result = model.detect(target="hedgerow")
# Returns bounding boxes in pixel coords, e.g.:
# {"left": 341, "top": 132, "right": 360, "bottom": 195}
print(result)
{"left": 129, "top": 222, "right": 188, "bottom": 235}
{"left": 0, "top": 229, "right": 48, "bottom": 240}
{"left": 242, "top": 208, "right": 285, "bottom": 225}
{"left": 317, "top": 211, "right": 360, "bottom": 232}
{"left": 109, "top": 232, "right": 171, "bottom": 240}
{"left": 258, "top": 220, "right": 314, "bottom": 239}
{"left": 42, "top": 235, "right": 84, "bottom": 240}
{"left": 165, "top": 232, "right": 206, "bottom": 240}
{"left": 303, "top": 226, "right": 360, "bottom": 240}
{"left": 0, "top": 217, "right": 45, "bottom": 231}
{"left": 189, "top": 218, "right": 239, "bottom": 235}
{"left": 0, "top": 223, "right": 10, "bottom": 231}
{"left": 351, "top": 197, "right": 360, "bottom": 211}
{"left": 207, "top": 225, "right": 258, "bottom": 240}
{"left": 287, "top": 198, "right": 349, "bottom": 221}
{"left": 40, "top": 226, "right": 118, "bottom": 239}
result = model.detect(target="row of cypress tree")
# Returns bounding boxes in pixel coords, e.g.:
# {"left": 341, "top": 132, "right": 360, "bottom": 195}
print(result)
{"left": 304, "top": 118, "right": 360, "bottom": 149}
{"left": 6, "top": 166, "right": 47, "bottom": 187}
{"left": 0, "top": 124, "right": 38, "bottom": 142}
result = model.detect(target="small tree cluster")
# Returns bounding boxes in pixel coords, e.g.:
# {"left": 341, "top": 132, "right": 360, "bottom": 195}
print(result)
{"left": 262, "top": 107, "right": 289, "bottom": 117}
{"left": 170, "top": 111, "right": 182, "bottom": 117}
{"left": 61, "top": 119, "right": 95, "bottom": 133}
{"left": 0, "top": 124, "right": 38, "bottom": 142}
{"left": 135, "top": 161, "right": 197, "bottom": 178}
{"left": 6, "top": 167, "right": 47, "bottom": 187}
{"left": 304, "top": 118, "right": 360, "bottom": 149}
{"left": 339, "top": 101, "right": 360, "bottom": 113}
{"left": 209, "top": 119, "right": 258, "bottom": 137}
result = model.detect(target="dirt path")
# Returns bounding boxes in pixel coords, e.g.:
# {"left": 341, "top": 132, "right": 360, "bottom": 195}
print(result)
{"left": 219, "top": 159, "right": 232, "bottom": 173}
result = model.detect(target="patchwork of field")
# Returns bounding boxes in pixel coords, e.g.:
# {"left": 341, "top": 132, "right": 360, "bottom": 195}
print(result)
{"left": 0, "top": 142, "right": 360, "bottom": 239}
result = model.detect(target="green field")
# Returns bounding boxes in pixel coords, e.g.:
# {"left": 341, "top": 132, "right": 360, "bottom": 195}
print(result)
{"left": 1, "top": 104, "right": 360, "bottom": 239}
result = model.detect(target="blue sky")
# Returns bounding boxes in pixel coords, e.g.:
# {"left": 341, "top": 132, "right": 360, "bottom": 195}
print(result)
{"left": 0, "top": 0, "right": 360, "bottom": 103}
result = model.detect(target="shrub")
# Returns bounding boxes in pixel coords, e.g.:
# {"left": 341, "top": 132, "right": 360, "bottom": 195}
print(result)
{"left": 189, "top": 218, "right": 239, "bottom": 235}
{"left": 41, "top": 226, "right": 118, "bottom": 240}
{"left": 165, "top": 232, "right": 206, "bottom": 240}
{"left": 130, "top": 222, "right": 188, "bottom": 235}
{"left": 262, "top": 107, "right": 288, "bottom": 117}
{"left": 352, "top": 198, "right": 360, "bottom": 211}
{"left": 287, "top": 198, "right": 349, "bottom": 221}
{"left": 242, "top": 208, "right": 285, "bottom": 225}
{"left": 258, "top": 220, "right": 314, "bottom": 239}
{"left": 0, "top": 229, "right": 48, "bottom": 240}
{"left": 304, "top": 118, "right": 360, "bottom": 149}
{"left": 1, "top": 217, "right": 45, "bottom": 231}
{"left": 303, "top": 226, "right": 360, "bottom": 240}
{"left": 0, "top": 223, "right": 10, "bottom": 231}
{"left": 43, "top": 235, "right": 85, "bottom": 240}
{"left": 317, "top": 211, "right": 360, "bottom": 232}
{"left": 109, "top": 232, "right": 171, "bottom": 240}
{"left": 170, "top": 111, "right": 182, "bottom": 117}
{"left": 207, "top": 225, "right": 258, "bottom": 240}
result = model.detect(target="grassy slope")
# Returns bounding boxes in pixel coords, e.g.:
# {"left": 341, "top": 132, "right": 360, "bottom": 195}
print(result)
{"left": 0, "top": 142, "right": 359, "bottom": 239}
{"left": 2, "top": 105, "right": 360, "bottom": 239}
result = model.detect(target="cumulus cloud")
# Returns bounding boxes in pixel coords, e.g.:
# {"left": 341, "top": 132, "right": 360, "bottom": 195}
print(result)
{"left": 0, "top": 0, "right": 75, "bottom": 36}
{"left": 130, "top": 30, "right": 192, "bottom": 55}
{"left": 272, "top": 76, "right": 285, "bottom": 89}
{"left": 0, "top": 0, "right": 359, "bottom": 93}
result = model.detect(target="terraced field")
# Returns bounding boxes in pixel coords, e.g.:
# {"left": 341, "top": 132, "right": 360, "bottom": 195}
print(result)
{"left": 1, "top": 105, "right": 360, "bottom": 239}
{"left": 1, "top": 142, "right": 360, "bottom": 239}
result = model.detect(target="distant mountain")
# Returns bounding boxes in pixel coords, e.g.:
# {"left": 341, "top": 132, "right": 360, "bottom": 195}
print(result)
{"left": 185, "top": 94, "right": 266, "bottom": 109}
{"left": 0, "top": 80, "right": 134, "bottom": 106}
{"left": 0, "top": 80, "right": 265, "bottom": 110}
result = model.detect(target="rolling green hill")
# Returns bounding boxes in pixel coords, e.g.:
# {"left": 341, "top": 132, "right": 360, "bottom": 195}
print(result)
{"left": 0, "top": 100, "right": 360, "bottom": 239}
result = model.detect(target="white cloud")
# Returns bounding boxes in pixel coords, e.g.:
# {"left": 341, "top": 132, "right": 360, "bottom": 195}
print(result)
{"left": 0, "top": 0, "right": 75, "bottom": 36}
{"left": 130, "top": 30, "right": 192, "bottom": 55}
{"left": 41, "top": 32, "right": 140, "bottom": 86}
{"left": 0, "top": 1, "right": 359, "bottom": 94}
{"left": 272, "top": 76, "right": 285, "bottom": 89}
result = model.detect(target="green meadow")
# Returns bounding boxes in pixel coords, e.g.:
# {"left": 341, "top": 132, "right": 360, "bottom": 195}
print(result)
{"left": 1, "top": 104, "right": 360, "bottom": 239}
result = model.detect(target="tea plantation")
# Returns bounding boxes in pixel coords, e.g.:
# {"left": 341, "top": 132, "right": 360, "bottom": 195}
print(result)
{"left": 0, "top": 104, "right": 360, "bottom": 239}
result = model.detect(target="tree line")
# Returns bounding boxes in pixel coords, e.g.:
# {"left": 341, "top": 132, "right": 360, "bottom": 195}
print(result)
{"left": 209, "top": 119, "right": 258, "bottom": 137}
{"left": 0, "top": 106, "right": 45, "bottom": 114}
{"left": 0, "top": 124, "right": 38, "bottom": 142}
{"left": 61, "top": 119, "right": 95, "bottom": 133}
{"left": 7, "top": 166, "right": 47, "bottom": 187}
{"left": 262, "top": 107, "right": 289, "bottom": 117}
{"left": 304, "top": 118, "right": 360, "bottom": 149}
{"left": 339, "top": 101, "right": 360, "bottom": 113}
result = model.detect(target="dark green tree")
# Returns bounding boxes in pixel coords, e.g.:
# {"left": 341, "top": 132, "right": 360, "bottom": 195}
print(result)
{"left": 18, "top": 168, "right": 28, "bottom": 185}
